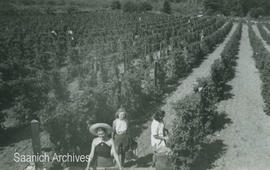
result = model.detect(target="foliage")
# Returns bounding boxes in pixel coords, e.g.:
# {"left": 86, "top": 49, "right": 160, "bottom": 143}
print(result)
{"left": 223, "top": 0, "right": 243, "bottom": 16}
{"left": 46, "top": 7, "right": 57, "bottom": 14}
{"left": 248, "top": 25, "right": 270, "bottom": 116}
{"left": 200, "top": 22, "right": 233, "bottom": 56}
{"left": 203, "top": 0, "right": 222, "bottom": 15}
{"left": 248, "top": 7, "right": 264, "bottom": 18}
{"left": 162, "top": 0, "right": 171, "bottom": 14}
{"left": 0, "top": 13, "right": 229, "bottom": 169}
{"left": 138, "top": 1, "right": 153, "bottom": 12}
{"left": 211, "top": 23, "right": 242, "bottom": 99}
{"left": 164, "top": 49, "right": 191, "bottom": 82}
{"left": 66, "top": 6, "right": 79, "bottom": 14}
{"left": 220, "top": 23, "right": 242, "bottom": 81}
{"left": 122, "top": 1, "right": 137, "bottom": 12}
{"left": 122, "top": 1, "right": 153, "bottom": 12}
{"left": 257, "top": 24, "right": 270, "bottom": 46}
{"left": 210, "top": 59, "right": 226, "bottom": 97}
{"left": 0, "top": 2, "right": 17, "bottom": 15}
{"left": 168, "top": 88, "right": 218, "bottom": 169}
{"left": 0, "top": 111, "right": 6, "bottom": 131}
{"left": 111, "top": 0, "right": 121, "bottom": 10}
{"left": 168, "top": 94, "right": 204, "bottom": 170}
{"left": 42, "top": 89, "right": 114, "bottom": 155}
{"left": 120, "top": 70, "right": 146, "bottom": 116}
{"left": 203, "top": 0, "right": 269, "bottom": 17}
{"left": 20, "top": 0, "right": 36, "bottom": 6}
{"left": 168, "top": 22, "right": 241, "bottom": 170}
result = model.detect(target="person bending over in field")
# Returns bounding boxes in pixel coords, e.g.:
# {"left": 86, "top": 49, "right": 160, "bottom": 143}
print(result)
{"left": 150, "top": 110, "right": 170, "bottom": 166}
{"left": 86, "top": 123, "right": 122, "bottom": 170}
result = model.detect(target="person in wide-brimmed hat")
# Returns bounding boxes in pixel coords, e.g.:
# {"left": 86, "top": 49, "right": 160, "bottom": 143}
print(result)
{"left": 85, "top": 123, "right": 122, "bottom": 170}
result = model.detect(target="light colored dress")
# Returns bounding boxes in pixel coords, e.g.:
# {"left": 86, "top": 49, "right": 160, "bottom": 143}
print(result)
{"left": 113, "top": 119, "right": 129, "bottom": 153}
{"left": 151, "top": 119, "right": 166, "bottom": 149}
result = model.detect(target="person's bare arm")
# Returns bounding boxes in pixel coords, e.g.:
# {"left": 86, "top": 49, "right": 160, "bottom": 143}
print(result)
{"left": 85, "top": 139, "right": 96, "bottom": 170}
{"left": 110, "top": 139, "right": 122, "bottom": 170}
{"left": 153, "top": 135, "right": 168, "bottom": 141}
{"left": 126, "top": 119, "right": 129, "bottom": 134}
{"left": 112, "top": 120, "right": 116, "bottom": 138}
{"left": 152, "top": 121, "right": 168, "bottom": 141}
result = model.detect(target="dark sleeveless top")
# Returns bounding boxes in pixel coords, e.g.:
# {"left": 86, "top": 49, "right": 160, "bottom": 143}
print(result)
{"left": 93, "top": 141, "right": 114, "bottom": 167}
{"left": 95, "top": 142, "right": 111, "bottom": 157}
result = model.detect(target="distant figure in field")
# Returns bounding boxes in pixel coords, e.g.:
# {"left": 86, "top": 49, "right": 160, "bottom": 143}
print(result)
{"left": 85, "top": 123, "right": 122, "bottom": 170}
{"left": 151, "top": 110, "right": 170, "bottom": 166}
{"left": 112, "top": 107, "right": 130, "bottom": 166}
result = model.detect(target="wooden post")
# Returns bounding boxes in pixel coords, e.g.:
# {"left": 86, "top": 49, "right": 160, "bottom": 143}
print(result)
{"left": 154, "top": 61, "right": 158, "bottom": 88}
{"left": 159, "top": 42, "right": 162, "bottom": 59}
{"left": 144, "top": 44, "right": 147, "bottom": 60}
{"left": 31, "top": 120, "right": 43, "bottom": 170}
{"left": 118, "top": 73, "right": 122, "bottom": 106}
{"left": 93, "top": 56, "right": 97, "bottom": 73}
{"left": 124, "top": 51, "right": 127, "bottom": 72}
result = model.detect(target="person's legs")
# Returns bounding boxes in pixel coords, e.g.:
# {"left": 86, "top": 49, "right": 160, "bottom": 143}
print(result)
{"left": 121, "top": 148, "right": 125, "bottom": 166}
{"left": 151, "top": 146, "right": 157, "bottom": 167}
{"left": 118, "top": 144, "right": 125, "bottom": 166}
{"left": 151, "top": 152, "right": 157, "bottom": 167}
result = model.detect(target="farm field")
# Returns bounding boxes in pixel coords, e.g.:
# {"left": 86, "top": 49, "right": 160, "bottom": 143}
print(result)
{"left": 1, "top": 6, "right": 270, "bottom": 170}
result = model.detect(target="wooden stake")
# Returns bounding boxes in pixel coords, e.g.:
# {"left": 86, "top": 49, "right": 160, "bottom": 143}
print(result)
{"left": 154, "top": 61, "right": 158, "bottom": 87}
{"left": 31, "top": 120, "right": 43, "bottom": 170}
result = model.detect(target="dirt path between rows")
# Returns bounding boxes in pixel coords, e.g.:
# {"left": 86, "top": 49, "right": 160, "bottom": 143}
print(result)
{"left": 209, "top": 25, "right": 270, "bottom": 170}
{"left": 136, "top": 23, "right": 238, "bottom": 159}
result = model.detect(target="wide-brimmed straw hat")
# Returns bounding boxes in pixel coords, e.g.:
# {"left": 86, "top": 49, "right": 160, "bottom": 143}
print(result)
{"left": 89, "top": 123, "right": 112, "bottom": 136}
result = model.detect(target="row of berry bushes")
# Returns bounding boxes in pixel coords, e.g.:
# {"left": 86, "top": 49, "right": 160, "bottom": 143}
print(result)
{"left": 0, "top": 12, "right": 223, "bottom": 157}
{"left": 111, "top": 0, "right": 153, "bottom": 12}
{"left": 188, "top": 22, "right": 233, "bottom": 67}
{"left": 164, "top": 22, "right": 233, "bottom": 84}
{"left": 168, "top": 23, "right": 242, "bottom": 170}
{"left": 248, "top": 25, "right": 270, "bottom": 116}
{"left": 257, "top": 23, "right": 270, "bottom": 45}
{"left": 264, "top": 23, "right": 270, "bottom": 34}
{"left": 211, "top": 23, "right": 242, "bottom": 100}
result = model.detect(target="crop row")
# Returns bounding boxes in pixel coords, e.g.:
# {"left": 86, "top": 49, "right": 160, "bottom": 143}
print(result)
{"left": 248, "top": 25, "right": 270, "bottom": 116}
{"left": 169, "top": 23, "right": 242, "bottom": 170}
{"left": 257, "top": 23, "right": 270, "bottom": 45}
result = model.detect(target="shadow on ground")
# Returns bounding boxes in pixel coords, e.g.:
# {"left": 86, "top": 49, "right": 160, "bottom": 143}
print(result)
{"left": 135, "top": 153, "right": 153, "bottom": 168}
{"left": 211, "top": 111, "right": 233, "bottom": 133}
{"left": 218, "top": 84, "right": 234, "bottom": 102}
{"left": 191, "top": 109, "right": 232, "bottom": 170}
{"left": 222, "top": 84, "right": 234, "bottom": 101}
{"left": 191, "top": 140, "right": 227, "bottom": 170}
{"left": 0, "top": 125, "right": 31, "bottom": 147}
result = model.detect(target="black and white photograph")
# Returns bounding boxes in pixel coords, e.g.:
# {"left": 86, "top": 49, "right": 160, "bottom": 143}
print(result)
{"left": 0, "top": 0, "right": 270, "bottom": 169}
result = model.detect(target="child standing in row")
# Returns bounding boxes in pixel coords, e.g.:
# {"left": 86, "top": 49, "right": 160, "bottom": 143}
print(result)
{"left": 112, "top": 107, "right": 129, "bottom": 166}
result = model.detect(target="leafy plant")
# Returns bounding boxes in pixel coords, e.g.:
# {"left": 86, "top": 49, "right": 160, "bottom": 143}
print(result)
{"left": 111, "top": 0, "right": 121, "bottom": 10}
{"left": 249, "top": 25, "right": 270, "bottom": 116}
{"left": 163, "top": 0, "right": 171, "bottom": 14}
{"left": 168, "top": 90, "right": 218, "bottom": 170}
